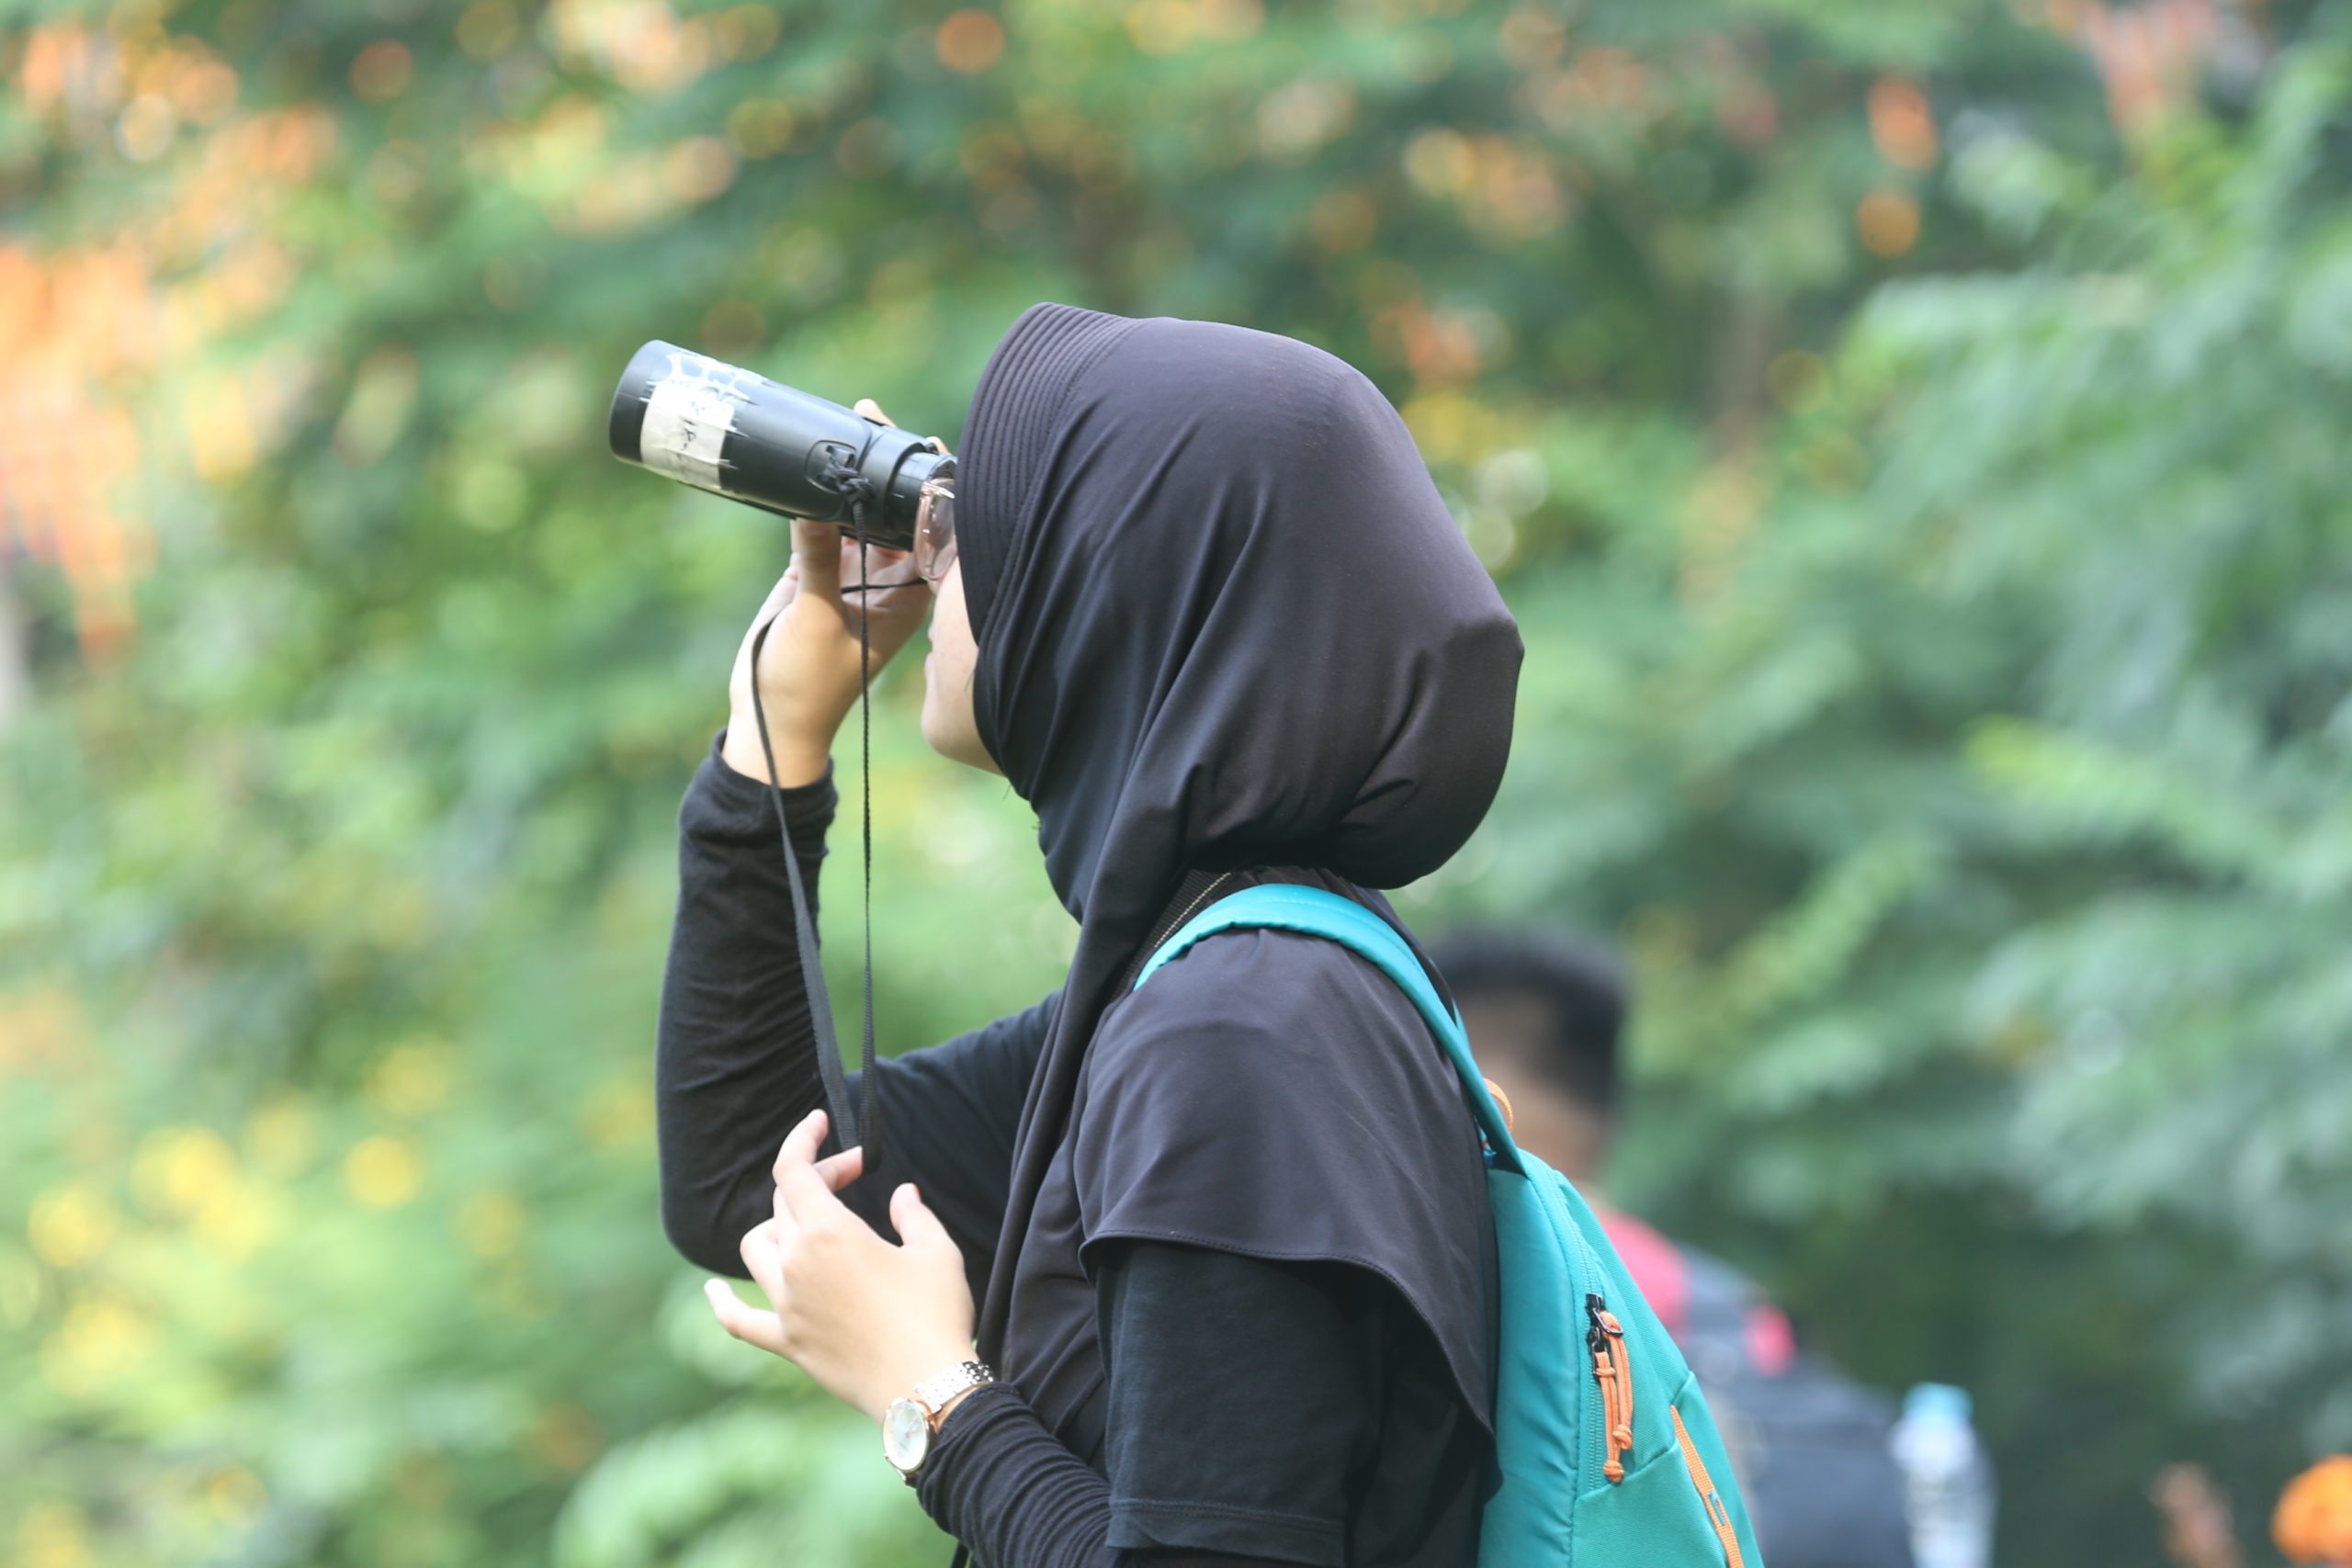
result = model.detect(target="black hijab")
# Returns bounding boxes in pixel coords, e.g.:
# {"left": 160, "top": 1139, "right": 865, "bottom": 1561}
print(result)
{"left": 954, "top": 303, "right": 1523, "bottom": 1381}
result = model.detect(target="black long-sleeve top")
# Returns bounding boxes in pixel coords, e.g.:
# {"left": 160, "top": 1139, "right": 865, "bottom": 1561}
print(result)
{"left": 657, "top": 739, "right": 1487, "bottom": 1566}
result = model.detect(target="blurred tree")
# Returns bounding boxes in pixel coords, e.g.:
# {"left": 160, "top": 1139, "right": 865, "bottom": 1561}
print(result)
{"left": 1448, "top": 18, "right": 2352, "bottom": 1563}
{"left": 1, "top": 1, "right": 2340, "bottom": 1565}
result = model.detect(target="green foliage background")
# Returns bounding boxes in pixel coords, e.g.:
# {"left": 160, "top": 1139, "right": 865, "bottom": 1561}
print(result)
{"left": 3, "top": 1, "right": 2347, "bottom": 1564}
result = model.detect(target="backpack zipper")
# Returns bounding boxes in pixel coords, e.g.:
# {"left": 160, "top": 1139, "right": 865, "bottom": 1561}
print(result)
{"left": 1670, "top": 1404, "right": 1747, "bottom": 1568}
{"left": 1586, "top": 1293, "right": 1634, "bottom": 1483}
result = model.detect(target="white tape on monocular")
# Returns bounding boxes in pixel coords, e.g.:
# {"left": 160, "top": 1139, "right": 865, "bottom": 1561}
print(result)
{"left": 639, "top": 349, "right": 752, "bottom": 492}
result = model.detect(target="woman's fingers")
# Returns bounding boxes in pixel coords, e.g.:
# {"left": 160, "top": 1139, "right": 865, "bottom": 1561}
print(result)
{"left": 773, "top": 1110, "right": 845, "bottom": 1226}
{"left": 841, "top": 538, "right": 921, "bottom": 595}
{"left": 791, "top": 517, "right": 842, "bottom": 601}
{"left": 854, "top": 396, "right": 947, "bottom": 455}
{"left": 889, "top": 1183, "right": 958, "bottom": 1257}
{"left": 774, "top": 1108, "right": 826, "bottom": 1181}
{"left": 739, "top": 1216, "right": 786, "bottom": 1286}
{"left": 814, "top": 1144, "right": 865, "bottom": 1193}
{"left": 705, "top": 1279, "right": 789, "bottom": 1354}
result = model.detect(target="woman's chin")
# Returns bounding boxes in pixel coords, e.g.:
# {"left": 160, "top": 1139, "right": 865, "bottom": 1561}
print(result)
{"left": 919, "top": 705, "right": 966, "bottom": 766}
{"left": 922, "top": 712, "right": 1000, "bottom": 775}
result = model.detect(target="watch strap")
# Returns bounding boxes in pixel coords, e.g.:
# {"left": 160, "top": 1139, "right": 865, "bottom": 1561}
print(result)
{"left": 911, "top": 1359, "right": 996, "bottom": 1427}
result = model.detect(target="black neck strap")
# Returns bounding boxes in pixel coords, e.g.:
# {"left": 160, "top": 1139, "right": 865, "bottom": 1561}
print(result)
{"left": 745, "top": 488, "right": 878, "bottom": 1167}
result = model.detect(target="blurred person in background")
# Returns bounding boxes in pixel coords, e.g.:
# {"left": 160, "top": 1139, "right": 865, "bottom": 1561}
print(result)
{"left": 1429, "top": 927, "right": 1918, "bottom": 1568}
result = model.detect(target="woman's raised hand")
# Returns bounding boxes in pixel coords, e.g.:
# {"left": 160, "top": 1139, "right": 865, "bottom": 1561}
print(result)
{"left": 719, "top": 399, "right": 935, "bottom": 786}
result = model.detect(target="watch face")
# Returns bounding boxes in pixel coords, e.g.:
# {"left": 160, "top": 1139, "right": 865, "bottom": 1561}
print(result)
{"left": 882, "top": 1398, "right": 932, "bottom": 1474}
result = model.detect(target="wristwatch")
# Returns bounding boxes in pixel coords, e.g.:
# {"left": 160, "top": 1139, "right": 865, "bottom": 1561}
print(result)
{"left": 882, "top": 1359, "right": 997, "bottom": 1479}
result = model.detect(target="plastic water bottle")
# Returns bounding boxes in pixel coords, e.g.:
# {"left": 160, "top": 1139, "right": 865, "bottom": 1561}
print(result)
{"left": 1892, "top": 1383, "right": 1996, "bottom": 1568}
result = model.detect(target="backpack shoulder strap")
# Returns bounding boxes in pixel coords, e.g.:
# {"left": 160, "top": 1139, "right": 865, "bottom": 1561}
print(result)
{"left": 1133, "top": 883, "right": 1522, "bottom": 1171}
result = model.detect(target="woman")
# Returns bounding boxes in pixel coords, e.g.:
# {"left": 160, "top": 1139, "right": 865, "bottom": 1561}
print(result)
{"left": 659, "top": 303, "right": 1523, "bottom": 1566}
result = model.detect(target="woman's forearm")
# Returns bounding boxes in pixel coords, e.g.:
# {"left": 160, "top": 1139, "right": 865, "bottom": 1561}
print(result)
{"left": 655, "top": 735, "right": 838, "bottom": 1274}
{"left": 916, "top": 1385, "right": 1259, "bottom": 1568}
{"left": 653, "top": 735, "right": 1056, "bottom": 1286}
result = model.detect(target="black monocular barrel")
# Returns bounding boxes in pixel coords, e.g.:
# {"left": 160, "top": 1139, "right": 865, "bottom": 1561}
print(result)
{"left": 607, "top": 340, "right": 949, "bottom": 550}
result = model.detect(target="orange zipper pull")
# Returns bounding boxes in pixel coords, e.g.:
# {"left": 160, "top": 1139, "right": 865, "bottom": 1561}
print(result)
{"left": 1587, "top": 1295, "right": 1634, "bottom": 1483}
{"left": 1589, "top": 1344, "right": 1623, "bottom": 1482}
{"left": 1600, "top": 1308, "right": 1634, "bottom": 1457}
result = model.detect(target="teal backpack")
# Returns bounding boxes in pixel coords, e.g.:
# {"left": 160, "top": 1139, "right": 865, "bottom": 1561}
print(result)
{"left": 1136, "top": 884, "right": 1766, "bottom": 1568}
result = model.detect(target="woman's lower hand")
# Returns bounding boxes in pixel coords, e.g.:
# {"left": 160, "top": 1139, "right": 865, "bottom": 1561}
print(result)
{"left": 705, "top": 1109, "right": 978, "bottom": 1424}
{"left": 719, "top": 399, "right": 934, "bottom": 787}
